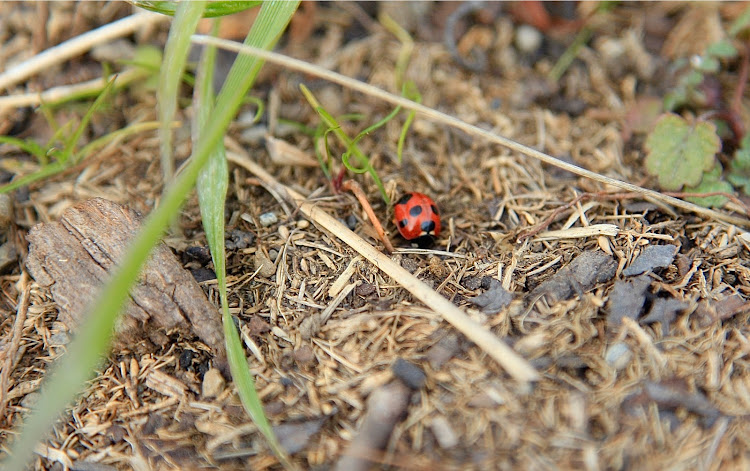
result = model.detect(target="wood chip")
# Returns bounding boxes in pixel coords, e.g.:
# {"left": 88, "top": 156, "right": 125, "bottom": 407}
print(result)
{"left": 25, "top": 198, "right": 227, "bottom": 373}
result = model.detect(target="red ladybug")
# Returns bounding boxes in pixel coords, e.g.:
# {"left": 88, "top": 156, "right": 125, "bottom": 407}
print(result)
{"left": 393, "top": 192, "right": 441, "bottom": 241}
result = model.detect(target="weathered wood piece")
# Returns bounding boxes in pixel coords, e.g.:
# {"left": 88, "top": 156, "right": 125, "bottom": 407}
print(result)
{"left": 26, "top": 198, "right": 227, "bottom": 372}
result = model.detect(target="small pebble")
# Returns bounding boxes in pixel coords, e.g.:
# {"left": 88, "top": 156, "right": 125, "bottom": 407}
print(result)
{"left": 293, "top": 344, "right": 316, "bottom": 365}
{"left": 254, "top": 251, "right": 276, "bottom": 278}
{"left": 226, "top": 230, "right": 254, "bottom": 251}
{"left": 430, "top": 415, "right": 459, "bottom": 449}
{"left": 179, "top": 350, "right": 195, "bottom": 370}
{"left": 184, "top": 245, "right": 212, "bottom": 264}
{"left": 515, "top": 24, "right": 543, "bottom": 54}
{"left": 259, "top": 212, "right": 278, "bottom": 227}
{"left": 190, "top": 267, "right": 216, "bottom": 283}
{"left": 391, "top": 358, "right": 426, "bottom": 390}
{"left": 296, "top": 219, "right": 310, "bottom": 230}
{"left": 240, "top": 124, "right": 268, "bottom": 144}
{"left": 278, "top": 225, "right": 290, "bottom": 240}
{"left": 201, "top": 368, "right": 225, "bottom": 398}
{"left": 355, "top": 282, "right": 376, "bottom": 297}
{"left": 280, "top": 377, "right": 294, "bottom": 387}
{"left": 426, "top": 334, "right": 461, "bottom": 369}
{"left": 605, "top": 342, "right": 633, "bottom": 370}
{"left": 345, "top": 214, "right": 357, "bottom": 231}
{"left": 49, "top": 332, "right": 70, "bottom": 346}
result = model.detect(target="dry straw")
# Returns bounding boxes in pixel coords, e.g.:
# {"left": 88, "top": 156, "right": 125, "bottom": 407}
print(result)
{"left": 191, "top": 34, "right": 750, "bottom": 229}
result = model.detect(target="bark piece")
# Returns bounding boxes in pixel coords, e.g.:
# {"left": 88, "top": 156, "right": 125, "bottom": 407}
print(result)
{"left": 605, "top": 274, "right": 651, "bottom": 328}
{"left": 623, "top": 244, "right": 678, "bottom": 276}
{"left": 470, "top": 278, "right": 514, "bottom": 314}
{"left": 334, "top": 381, "right": 410, "bottom": 471}
{"left": 25, "top": 198, "right": 227, "bottom": 372}
{"left": 529, "top": 251, "right": 617, "bottom": 303}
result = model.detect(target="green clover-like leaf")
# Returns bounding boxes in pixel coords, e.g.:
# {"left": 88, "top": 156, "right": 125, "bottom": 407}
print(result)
{"left": 685, "top": 164, "right": 732, "bottom": 207}
{"left": 645, "top": 113, "right": 721, "bottom": 191}
{"left": 728, "top": 133, "right": 750, "bottom": 195}
{"left": 706, "top": 39, "right": 738, "bottom": 59}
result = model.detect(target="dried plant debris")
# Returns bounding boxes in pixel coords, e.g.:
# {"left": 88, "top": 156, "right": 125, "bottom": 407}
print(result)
{"left": 624, "top": 378, "right": 723, "bottom": 428}
{"left": 469, "top": 277, "right": 514, "bottom": 314}
{"left": 334, "top": 381, "right": 411, "bottom": 471}
{"left": 0, "top": 193, "right": 16, "bottom": 273}
{"left": 605, "top": 274, "right": 651, "bottom": 327}
{"left": 529, "top": 250, "right": 617, "bottom": 302}
{"left": 274, "top": 417, "right": 327, "bottom": 455}
{"left": 7, "top": 3, "right": 750, "bottom": 469}
{"left": 640, "top": 297, "right": 689, "bottom": 336}
{"left": 695, "top": 294, "right": 750, "bottom": 325}
{"left": 622, "top": 244, "right": 678, "bottom": 276}
{"left": 25, "top": 198, "right": 227, "bottom": 372}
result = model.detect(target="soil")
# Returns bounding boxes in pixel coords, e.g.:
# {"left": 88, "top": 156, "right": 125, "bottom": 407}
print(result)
{"left": 2, "top": 2, "right": 750, "bottom": 470}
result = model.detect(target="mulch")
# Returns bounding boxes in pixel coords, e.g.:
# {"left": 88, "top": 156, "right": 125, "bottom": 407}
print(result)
{"left": 1, "top": 2, "right": 749, "bottom": 470}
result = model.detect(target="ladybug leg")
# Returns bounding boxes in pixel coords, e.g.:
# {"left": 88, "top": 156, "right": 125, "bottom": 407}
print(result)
{"left": 341, "top": 180, "right": 395, "bottom": 254}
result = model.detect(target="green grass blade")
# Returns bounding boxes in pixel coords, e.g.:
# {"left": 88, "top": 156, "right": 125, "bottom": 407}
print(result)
{"left": 76, "top": 121, "right": 164, "bottom": 160}
{"left": 0, "top": 162, "right": 67, "bottom": 195}
{"left": 64, "top": 76, "right": 116, "bottom": 163}
{"left": 158, "top": 1, "right": 206, "bottom": 181}
{"left": 203, "top": 2, "right": 300, "bottom": 467}
{"left": 300, "top": 84, "right": 389, "bottom": 202}
{"left": 133, "top": 0, "right": 261, "bottom": 18}
{"left": 397, "top": 81, "right": 420, "bottom": 162}
{"left": 0, "top": 136, "right": 47, "bottom": 160}
{"left": 0, "top": 122, "right": 162, "bottom": 195}
{"left": 195, "top": 20, "right": 227, "bottom": 275}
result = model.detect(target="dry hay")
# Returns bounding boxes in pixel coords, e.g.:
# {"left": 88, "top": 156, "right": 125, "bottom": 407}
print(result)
{"left": 1, "top": 2, "right": 750, "bottom": 470}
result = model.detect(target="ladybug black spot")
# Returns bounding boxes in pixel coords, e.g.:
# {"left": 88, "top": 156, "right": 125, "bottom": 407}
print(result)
{"left": 409, "top": 205, "right": 423, "bottom": 217}
{"left": 421, "top": 220, "right": 436, "bottom": 233}
{"left": 396, "top": 194, "right": 413, "bottom": 205}
{"left": 399, "top": 219, "right": 409, "bottom": 228}
{"left": 431, "top": 204, "right": 439, "bottom": 215}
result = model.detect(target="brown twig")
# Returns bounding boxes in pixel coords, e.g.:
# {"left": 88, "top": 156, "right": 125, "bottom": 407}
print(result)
{"left": 0, "top": 273, "right": 30, "bottom": 424}
{"left": 516, "top": 192, "right": 589, "bottom": 242}
{"left": 191, "top": 36, "right": 750, "bottom": 229}
{"left": 341, "top": 179, "right": 395, "bottom": 254}
{"left": 730, "top": 42, "right": 749, "bottom": 139}
{"left": 228, "top": 150, "right": 540, "bottom": 383}
{"left": 517, "top": 188, "right": 750, "bottom": 242}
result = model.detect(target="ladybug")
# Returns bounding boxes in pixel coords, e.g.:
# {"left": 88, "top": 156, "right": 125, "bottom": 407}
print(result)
{"left": 393, "top": 192, "right": 441, "bottom": 241}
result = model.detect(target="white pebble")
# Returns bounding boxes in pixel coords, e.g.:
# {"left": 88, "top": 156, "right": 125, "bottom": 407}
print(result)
{"left": 605, "top": 342, "right": 633, "bottom": 370}
{"left": 259, "top": 212, "right": 277, "bottom": 227}
{"left": 515, "top": 25, "right": 543, "bottom": 54}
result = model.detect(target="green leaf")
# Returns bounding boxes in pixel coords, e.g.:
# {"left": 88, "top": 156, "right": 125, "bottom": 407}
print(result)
{"left": 729, "top": 5, "right": 750, "bottom": 37}
{"left": 694, "top": 55, "right": 719, "bottom": 73}
{"left": 663, "top": 90, "right": 686, "bottom": 112}
{"left": 706, "top": 39, "right": 738, "bottom": 59}
{"left": 685, "top": 164, "right": 732, "bottom": 207}
{"left": 133, "top": 0, "right": 261, "bottom": 18}
{"left": 64, "top": 76, "right": 117, "bottom": 163}
{"left": 728, "top": 134, "right": 750, "bottom": 195}
{"left": 644, "top": 114, "right": 721, "bottom": 190}
{"left": 158, "top": 1, "right": 207, "bottom": 181}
